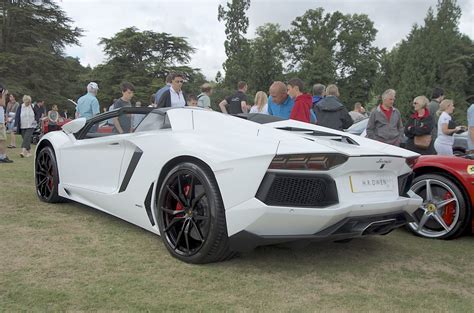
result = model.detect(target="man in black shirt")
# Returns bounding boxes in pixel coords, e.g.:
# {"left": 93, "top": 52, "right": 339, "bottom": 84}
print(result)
{"left": 218, "top": 81, "right": 249, "bottom": 114}
{"left": 428, "top": 87, "right": 444, "bottom": 140}
{"left": 33, "top": 100, "right": 46, "bottom": 123}
{"left": 113, "top": 82, "right": 135, "bottom": 134}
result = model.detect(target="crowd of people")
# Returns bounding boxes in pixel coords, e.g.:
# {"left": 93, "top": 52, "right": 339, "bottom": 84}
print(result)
{"left": 1, "top": 76, "right": 474, "bottom": 164}
{"left": 0, "top": 85, "right": 70, "bottom": 163}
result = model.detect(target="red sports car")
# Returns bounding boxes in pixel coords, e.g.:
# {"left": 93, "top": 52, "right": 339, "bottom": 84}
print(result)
{"left": 408, "top": 154, "right": 474, "bottom": 239}
{"left": 41, "top": 117, "right": 72, "bottom": 133}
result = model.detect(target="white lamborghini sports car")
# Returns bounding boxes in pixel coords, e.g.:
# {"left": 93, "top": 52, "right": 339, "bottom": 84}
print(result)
{"left": 35, "top": 107, "right": 422, "bottom": 263}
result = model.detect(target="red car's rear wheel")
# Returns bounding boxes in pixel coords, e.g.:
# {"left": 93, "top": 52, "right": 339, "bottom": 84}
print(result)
{"left": 408, "top": 174, "right": 469, "bottom": 239}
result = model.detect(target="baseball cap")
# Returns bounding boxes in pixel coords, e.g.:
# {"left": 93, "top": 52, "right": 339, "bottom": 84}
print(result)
{"left": 87, "top": 82, "right": 99, "bottom": 90}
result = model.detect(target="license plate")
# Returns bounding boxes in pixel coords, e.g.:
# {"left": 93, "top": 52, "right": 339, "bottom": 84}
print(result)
{"left": 349, "top": 174, "right": 396, "bottom": 193}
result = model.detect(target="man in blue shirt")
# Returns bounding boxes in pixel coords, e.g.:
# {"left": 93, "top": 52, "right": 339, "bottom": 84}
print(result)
{"left": 76, "top": 82, "right": 100, "bottom": 119}
{"left": 267, "top": 81, "right": 294, "bottom": 119}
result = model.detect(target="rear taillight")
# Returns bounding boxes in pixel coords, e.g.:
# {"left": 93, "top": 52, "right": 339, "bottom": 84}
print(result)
{"left": 405, "top": 156, "right": 419, "bottom": 169}
{"left": 269, "top": 154, "right": 348, "bottom": 171}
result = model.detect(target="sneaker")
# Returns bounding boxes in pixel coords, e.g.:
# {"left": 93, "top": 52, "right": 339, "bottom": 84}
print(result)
{"left": 20, "top": 153, "right": 25, "bottom": 158}
{"left": 25, "top": 152, "right": 32, "bottom": 158}
{"left": 0, "top": 157, "right": 13, "bottom": 163}
{"left": 7, "top": 145, "right": 16, "bottom": 148}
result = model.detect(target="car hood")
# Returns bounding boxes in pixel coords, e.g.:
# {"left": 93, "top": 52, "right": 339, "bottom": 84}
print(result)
{"left": 261, "top": 119, "right": 418, "bottom": 158}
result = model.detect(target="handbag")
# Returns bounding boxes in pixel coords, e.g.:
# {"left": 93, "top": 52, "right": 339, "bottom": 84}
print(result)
{"left": 414, "top": 134, "right": 432, "bottom": 149}
{"left": 448, "top": 119, "right": 466, "bottom": 134}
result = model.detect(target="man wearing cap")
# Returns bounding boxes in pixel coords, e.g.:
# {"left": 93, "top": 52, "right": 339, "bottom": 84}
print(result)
{"left": 76, "top": 82, "right": 100, "bottom": 119}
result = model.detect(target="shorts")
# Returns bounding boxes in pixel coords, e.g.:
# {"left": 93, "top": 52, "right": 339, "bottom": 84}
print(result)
{"left": 0, "top": 124, "right": 6, "bottom": 141}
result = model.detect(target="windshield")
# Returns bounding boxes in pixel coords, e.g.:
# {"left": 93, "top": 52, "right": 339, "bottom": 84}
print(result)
{"left": 233, "top": 113, "right": 285, "bottom": 124}
{"left": 347, "top": 118, "right": 368, "bottom": 134}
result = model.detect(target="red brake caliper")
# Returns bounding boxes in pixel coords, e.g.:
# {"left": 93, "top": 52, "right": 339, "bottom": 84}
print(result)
{"left": 175, "top": 184, "right": 190, "bottom": 216}
{"left": 442, "top": 192, "right": 455, "bottom": 226}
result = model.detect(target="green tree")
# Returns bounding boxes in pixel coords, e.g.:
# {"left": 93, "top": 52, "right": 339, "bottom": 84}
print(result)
{"left": 373, "top": 0, "right": 474, "bottom": 122}
{"left": 93, "top": 27, "right": 198, "bottom": 107}
{"left": 248, "top": 23, "right": 286, "bottom": 93}
{"left": 218, "top": 0, "right": 251, "bottom": 88}
{"left": 287, "top": 9, "right": 341, "bottom": 86}
{"left": 335, "top": 14, "right": 381, "bottom": 105}
{"left": 0, "top": 0, "right": 84, "bottom": 107}
{"left": 287, "top": 9, "right": 380, "bottom": 105}
{"left": 215, "top": 71, "right": 223, "bottom": 84}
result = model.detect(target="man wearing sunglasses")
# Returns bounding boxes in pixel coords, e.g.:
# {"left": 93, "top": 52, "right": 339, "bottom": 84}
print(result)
{"left": 157, "top": 73, "right": 187, "bottom": 108}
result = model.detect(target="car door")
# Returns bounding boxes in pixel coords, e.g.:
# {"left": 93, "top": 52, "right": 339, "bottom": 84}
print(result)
{"left": 59, "top": 111, "right": 130, "bottom": 194}
{"left": 60, "top": 134, "right": 126, "bottom": 194}
{"left": 60, "top": 107, "right": 153, "bottom": 194}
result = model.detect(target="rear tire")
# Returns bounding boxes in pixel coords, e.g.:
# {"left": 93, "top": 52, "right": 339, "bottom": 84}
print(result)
{"left": 156, "top": 162, "right": 235, "bottom": 264}
{"left": 408, "top": 174, "right": 469, "bottom": 239}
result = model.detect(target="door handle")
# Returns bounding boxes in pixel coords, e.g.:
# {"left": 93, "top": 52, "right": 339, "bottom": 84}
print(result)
{"left": 109, "top": 142, "right": 120, "bottom": 146}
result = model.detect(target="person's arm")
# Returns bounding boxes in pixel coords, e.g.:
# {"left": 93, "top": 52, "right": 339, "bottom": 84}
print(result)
{"left": 113, "top": 117, "right": 124, "bottom": 134}
{"left": 154, "top": 91, "right": 162, "bottom": 105}
{"left": 0, "top": 90, "right": 5, "bottom": 122}
{"left": 341, "top": 109, "right": 353, "bottom": 129}
{"left": 14, "top": 105, "right": 21, "bottom": 130}
{"left": 219, "top": 99, "right": 228, "bottom": 114}
{"left": 92, "top": 99, "right": 100, "bottom": 116}
{"left": 397, "top": 114, "right": 404, "bottom": 140}
{"left": 404, "top": 117, "right": 415, "bottom": 136}
{"left": 441, "top": 123, "right": 461, "bottom": 135}
{"left": 203, "top": 96, "right": 211, "bottom": 109}
{"left": 157, "top": 92, "right": 169, "bottom": 108}
{"left": 366, "top": 113, "right": 376, "bottom": 139}
{"left": 267, "top": 97, "right": 273, "bottom": 116}
{"left": 0, "top": 89, "right": 6, "bottom": 107}
{"left": 0, "top": 90, "right": 6, "bottom": 123}
{"left": 289, "top": 102, "right": 302, "bottom": 121}
{"left": 310, "top": 109, "right": 316, "bottom": 124}
{"left": 241, "top": 101, "right": 248, "bottom": 113}
{"left": 469, "top": 126, "right": 474, "bottom": 144}
{"left": 411, "top": 116, "right": 433, "bottom": 136}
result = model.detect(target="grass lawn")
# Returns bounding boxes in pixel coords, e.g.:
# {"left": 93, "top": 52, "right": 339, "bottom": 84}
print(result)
{"left": 1, "top": 138, "right": 473, "bottom": 312}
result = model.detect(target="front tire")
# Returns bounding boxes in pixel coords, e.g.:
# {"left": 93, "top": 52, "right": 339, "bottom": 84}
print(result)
{"left": 156, "top": 162, "right": 234, "bottom": 264}
{"left": 35, "top": 146, "right": 62, "bottom": 203}
{"left": 408, "top": 174, "right": 469, "bottom": 239}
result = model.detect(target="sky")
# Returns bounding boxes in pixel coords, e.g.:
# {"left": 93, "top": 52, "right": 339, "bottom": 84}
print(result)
{"left": 60, "top": 0, "right": 473, "bottom": 80}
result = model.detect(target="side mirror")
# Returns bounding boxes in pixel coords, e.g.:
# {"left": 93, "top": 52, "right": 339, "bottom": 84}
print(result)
{"left": 62, "top": 118, "right": 86, "bottom": 134}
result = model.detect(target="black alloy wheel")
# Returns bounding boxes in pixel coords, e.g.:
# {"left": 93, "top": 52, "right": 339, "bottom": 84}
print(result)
{"left": 35, "top": 146, "right": 62, "bottom": 203}
{"left": 157, "top": 162, "right": 234, "bottom": 264}
{"left": 408, "top": 174, "right": 469, "bottom": 239}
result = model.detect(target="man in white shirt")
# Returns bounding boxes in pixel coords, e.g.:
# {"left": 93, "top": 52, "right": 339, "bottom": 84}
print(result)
{"left": 156, "top": 73, "right": 187, "bottom": 108}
